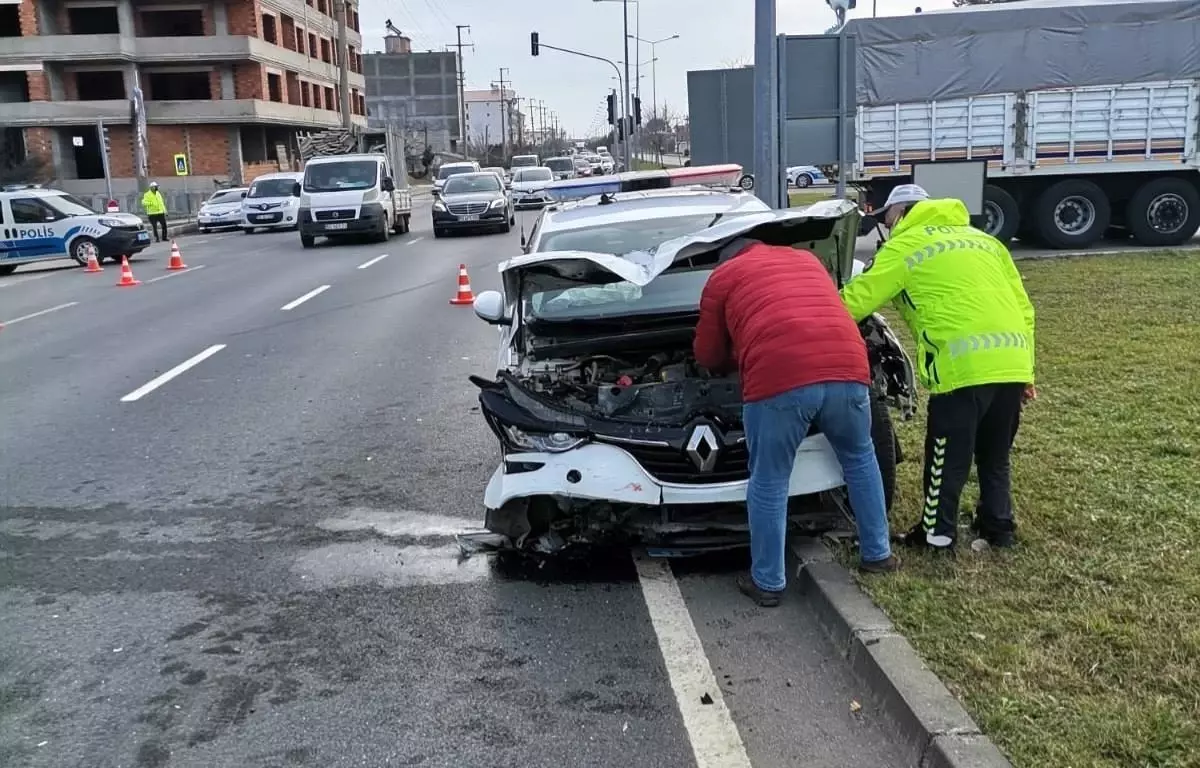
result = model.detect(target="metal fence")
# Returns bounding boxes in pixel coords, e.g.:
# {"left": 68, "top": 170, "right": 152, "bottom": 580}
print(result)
{"left": 73, "top": 190, "right": 211, "bottom": 221}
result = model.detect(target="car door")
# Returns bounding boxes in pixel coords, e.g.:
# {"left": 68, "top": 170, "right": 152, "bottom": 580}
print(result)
{"left": 9, "top": 196, "right": 69, "bottom": 261}
{"left": 0, "top": 197, "right": 18, "bottom": 266}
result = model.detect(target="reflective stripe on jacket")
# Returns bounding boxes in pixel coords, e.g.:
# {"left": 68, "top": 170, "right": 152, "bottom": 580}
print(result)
{"left": 142, "top": 189, "right": 166, "bottom": 216}
{"left": 840, "top": 198, "right": 1035, "bottom": 394}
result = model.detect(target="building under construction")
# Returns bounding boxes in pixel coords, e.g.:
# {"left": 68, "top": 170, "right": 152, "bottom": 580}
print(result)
{"left": 364, "top": 28, "right": 462, "bottom": 155}
{"left": 0, "top": 0, "right": 368, "bottom": 203}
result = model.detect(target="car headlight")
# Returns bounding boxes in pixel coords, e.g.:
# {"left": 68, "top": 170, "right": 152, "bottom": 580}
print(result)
{"left": 504, "top": 426, "right": 586, "bottom": 453}
{"left": 489, "top": 198, "right": 506, "bottom": 209}
{"left": 432, "top": 200, "right": 447, "bottom": 212}
{"left": 98, "top": 217, "right": 124, "bottom": 227}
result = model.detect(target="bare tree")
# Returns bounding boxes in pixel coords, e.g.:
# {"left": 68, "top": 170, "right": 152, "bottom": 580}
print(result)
{"left": 645, "top": 102, "right": 678, "bottom": 162}
{"left": 720, "top": 56, "right": 752, "bottom": 69}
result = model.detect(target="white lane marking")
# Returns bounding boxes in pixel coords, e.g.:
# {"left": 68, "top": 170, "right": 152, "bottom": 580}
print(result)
{"left": 357, "top": 253, "right": 390, "bottom": 270}
{"left": 405, "top": 237, "right": 424, "bottom": 245}
{"left": 0, "top": 271, "right": 61, "bottom": 288}
{"left": 119, "top": 344, "right": 226, "bottom": 403}
{"left": 143, "top": 264, "right": 206, "bottom": 283}
{"left": 280, "top": 284, "right": 330, "bottom": 311}
{"left": 634, "top": 553, "right": 753, "bottom": 768}
{"left": 189, "top": 238, "right": 210, "bottom": 245}
{"left": 2, "top": 302, "right": 79, "bottom": 327}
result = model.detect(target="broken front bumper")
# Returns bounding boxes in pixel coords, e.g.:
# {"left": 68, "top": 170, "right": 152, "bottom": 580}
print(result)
{"left": 484, "top": 437, "right": 845, "bottom": 511}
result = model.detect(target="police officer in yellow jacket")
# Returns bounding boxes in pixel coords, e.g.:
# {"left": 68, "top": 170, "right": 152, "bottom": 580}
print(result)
{"left": 841, "top": 185, "right": 1036, "bottom": 552}
{"left": 141, "top": 182, "right": 168, "bottom": 243}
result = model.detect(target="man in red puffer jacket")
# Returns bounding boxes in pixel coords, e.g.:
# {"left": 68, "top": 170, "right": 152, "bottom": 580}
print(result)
{"left": 694, "top": 238, "right": 899, "bottom": 607}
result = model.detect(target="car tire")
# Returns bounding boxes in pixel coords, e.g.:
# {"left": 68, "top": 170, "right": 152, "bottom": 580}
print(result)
{"left": 300, "top": 234, "right": 315, "bottom": 248}
{"left": 795, "top": 174, "right": 812, "bottom": 189}
{"left": 1034, "top": 179, "right": 1111, "bottom": 249}
{"left": 69, "top": 236, "right": 99, "bottom": 267}
{"left": 243, "top": 227, "right": 255, "bottom": 234}
{"left": 0, "top": 264, "right": 18, "bottom": 276}
{"left": 738, "top": 174, "right": 755, "bottom": 190}
{"left": 982, "top": 184, "right": 1020, "bottom": 244}
{"left": 433, "top": 227, "right": 446, "bottom": 239}
{"left": 870, "top": 396, "right": 898, "bottom": 513}
{"left": 500, "top": 219, "right": 512, "bottom": 234}
{"left": 1125, "top": 177, "right": 1200, "bottom": 247}
{"left": 198, "top": 227, "right": 207, "bottom": 234}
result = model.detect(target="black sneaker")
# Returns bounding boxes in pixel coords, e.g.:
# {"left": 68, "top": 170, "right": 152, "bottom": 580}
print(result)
{"left": 968, "top": 517, "right": 1017, "bottom": 549}
{"left": 735, "top": 573, "right": 782, "bottom": 607}
{"left": 859, "top": 554, "right": 901, "bottom": 574}
{"left": 895, "top": 522, "right": 956, "bottom": 554}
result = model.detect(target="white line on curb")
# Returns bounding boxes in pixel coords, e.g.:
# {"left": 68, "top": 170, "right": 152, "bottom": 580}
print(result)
{"left": 119, "top": 344, "right": 226, "bottom": 403}
{"left": 144, "top": 265, "right": 206, "bottom": 283}
{"left": 2, "top": 302, "right": 78, "bottom": 327}
{"left": 357, "top": 253, "right": 390, "bottom": 270}
{"left": 280, "top": 284, "right": 330, "bottom": 311}
{"left": 634, "top": 553, "right": 753, "bottom": 768}
{"left": 406, "top": 237, "right": 424, "bottom": 245}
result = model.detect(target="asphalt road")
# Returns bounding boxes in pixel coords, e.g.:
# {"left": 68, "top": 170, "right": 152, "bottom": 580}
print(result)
{"left": 0, "top": 202, "right": 909, "bottom": 768}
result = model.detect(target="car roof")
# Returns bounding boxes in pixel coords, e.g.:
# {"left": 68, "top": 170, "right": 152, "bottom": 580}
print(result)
{"left": 305, "top": 153, "right": 384, "bottom": 165}
{"left": 210, "top": 187, "right": 249, "bottom": 194}
{"left": 441, "top": 161, "right": 478, "bottom": 168}
{"left": 250, "top": 172, "right": 302, "bottom": 181}
{"left": 446, "top": 172, "right": 502, "bottom": 181}
{"left": 0, "top": 187, "right": 68, "bottom": 199}
{"left": 538, "top": 190, "right": 769, "bottom": 232}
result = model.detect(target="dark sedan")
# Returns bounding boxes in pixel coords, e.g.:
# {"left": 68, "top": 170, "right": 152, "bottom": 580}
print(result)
{"left": 432, "top": 173, "right": 515, "bottom": 238}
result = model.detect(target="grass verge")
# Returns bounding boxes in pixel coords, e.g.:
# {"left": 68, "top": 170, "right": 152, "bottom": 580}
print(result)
{"left": 634, "top": 160, "right": 666, "bottom": 171}
{"left": 858, "top": 252, "right": 1200, "bottom": 767}
{"left": 788, "top": 187, "right": 857, "bottom": 207}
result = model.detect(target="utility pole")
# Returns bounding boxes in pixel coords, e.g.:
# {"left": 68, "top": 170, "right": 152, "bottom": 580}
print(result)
{"left": 753, "top": 0, "right": 781, "bottom": 207}
{"left": 336, "top": 0, "right": 351, "bottom": 129}
{"left": 452, "top": 25, "right": 474, "bottom": 151}
{"left": 497, "top": 67, "right": 509, "bottom": 164}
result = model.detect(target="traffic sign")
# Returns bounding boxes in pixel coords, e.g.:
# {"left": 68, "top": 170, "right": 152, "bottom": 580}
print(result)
{"left": 174, "top": 153, "right": 189, "bottom": 176}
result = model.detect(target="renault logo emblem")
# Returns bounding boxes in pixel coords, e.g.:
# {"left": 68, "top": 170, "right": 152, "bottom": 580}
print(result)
{"left": 685, "top": 424, "right": 721, "bottom": 472}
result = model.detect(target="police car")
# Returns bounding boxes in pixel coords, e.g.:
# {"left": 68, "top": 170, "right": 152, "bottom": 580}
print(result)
{"left": 463, "top": 165, "right": 918, "bottom": 555}
{"left": 0, "top": 188, "right": 151, "bottom": 275}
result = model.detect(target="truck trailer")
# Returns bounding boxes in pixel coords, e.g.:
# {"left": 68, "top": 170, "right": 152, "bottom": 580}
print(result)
{"left": 846, "top": 0, "right": 1200, "bottom": 249}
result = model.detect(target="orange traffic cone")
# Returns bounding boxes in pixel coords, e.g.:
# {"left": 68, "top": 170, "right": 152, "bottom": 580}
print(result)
{"left": 166, "top": 240, "right": 187, "bottom": 270}
{"left": 449, "top": 264, "right": 475, "bottom": 305}
{"left": 84, "top": 250, "right": 104, "bottom": 273}
{"left": 116, "top": 255, "right": 141, "bottom": 287}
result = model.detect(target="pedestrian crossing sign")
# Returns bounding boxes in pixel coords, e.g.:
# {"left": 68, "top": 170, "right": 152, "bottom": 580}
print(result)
{"left": 174, "top": 154, "right": 189, "bottom": 176}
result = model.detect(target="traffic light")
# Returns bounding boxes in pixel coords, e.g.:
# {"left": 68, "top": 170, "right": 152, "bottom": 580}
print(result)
{"left": 530, "top": 32, "right": 539, "bottom": 56}
{"left": 101, "top": 126, "right": 110, "bottom": 154}
{"left": 606, "top": 93, "right": 616, "bottom": 125}
{"left": 617, "top": 118, "right": 625, "bottom": 141}
{"left": 633, "top": 96, "right": 642, "bottom": 126}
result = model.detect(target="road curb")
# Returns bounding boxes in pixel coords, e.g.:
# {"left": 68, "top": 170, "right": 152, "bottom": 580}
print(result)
{"left": 791, "top": 538, "right": 1013, "bottom": 768}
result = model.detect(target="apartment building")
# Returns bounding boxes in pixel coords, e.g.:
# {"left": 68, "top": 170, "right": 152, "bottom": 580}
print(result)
{"left": 364, "top": 33, "right": 461, "bottom": 155}
{"left": 0, "top": 0, "right": 368, "bottom": 195}
{"left": 463, "top": 87, "right": 517, "bottom": 150}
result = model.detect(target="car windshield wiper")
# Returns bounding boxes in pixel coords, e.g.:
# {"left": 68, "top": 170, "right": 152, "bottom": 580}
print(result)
{"left": 707, "top": 212, "right": 724, "bottom": 227}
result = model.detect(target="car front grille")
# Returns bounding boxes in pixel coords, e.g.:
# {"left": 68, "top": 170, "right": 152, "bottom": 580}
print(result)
{"left": 447, "top": 201, "right": 490, "bottom": 216}
{"left": 620, "top": 441, "right": 750, "bottom": 485}
{"left": 314, "top": 208, "right": 355, "bottom": 221}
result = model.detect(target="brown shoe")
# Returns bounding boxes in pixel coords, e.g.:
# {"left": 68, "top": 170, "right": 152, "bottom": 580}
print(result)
{"left": 859, "top": 554, "right": 901, "bottom": 574}
{"left": 736, "top": 573, "right": 783, "bottom": 607}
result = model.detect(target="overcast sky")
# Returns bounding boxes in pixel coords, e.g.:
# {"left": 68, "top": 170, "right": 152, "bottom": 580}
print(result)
{"left": 358, "top": 0, "right": 958, "bottom": 136}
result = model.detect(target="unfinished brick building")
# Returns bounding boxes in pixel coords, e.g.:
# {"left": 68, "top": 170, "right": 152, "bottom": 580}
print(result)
{"left": 0, "top": 0, "right": 368, "bottom": 199}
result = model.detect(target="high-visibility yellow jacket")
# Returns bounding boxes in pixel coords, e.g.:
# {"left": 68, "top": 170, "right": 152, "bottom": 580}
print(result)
{"left": 841, "top": 198, "right": 1035, "bottom": 394}
{"left": 141, "top": 189, "right": 166, "bottom": 216}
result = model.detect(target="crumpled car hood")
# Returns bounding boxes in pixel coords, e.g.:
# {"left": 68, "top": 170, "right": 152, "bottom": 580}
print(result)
{"left": 498, "top": 198, "right": 861, "bottom": 296}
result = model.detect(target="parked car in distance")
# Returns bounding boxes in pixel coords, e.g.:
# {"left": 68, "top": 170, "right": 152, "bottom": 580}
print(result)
{"left": 241, "top": 172, "right": 302, "bottom": 233}
{"left": 572, "top": 156, "right": 594, "bottom": 177}
{"left": 198, "top": 187, "right": 248, "bottom": 233}
{"left": 483, "top": 166, "right": 510, "bottom": 186}
{"left": 787, "top": 165, "right": 828, "bottom": 188}
{"left": 544, "top": 157, "right": 575, "bottom": 181}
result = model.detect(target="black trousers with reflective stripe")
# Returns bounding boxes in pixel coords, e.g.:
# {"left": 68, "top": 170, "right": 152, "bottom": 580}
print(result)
{"left": 921, "top": 383, "right": 1024, "bottom": 543}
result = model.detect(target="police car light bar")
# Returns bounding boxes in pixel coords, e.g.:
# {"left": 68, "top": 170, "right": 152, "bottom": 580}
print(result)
{"left": 544, "top": 164, "right": 744, "bottom": 203}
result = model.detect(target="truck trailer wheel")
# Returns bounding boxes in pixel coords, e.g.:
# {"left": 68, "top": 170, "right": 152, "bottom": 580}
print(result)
{"left": 1125, "top": 178, "right": 1200, "bottom": 247}
{"left": 982, "top": 185, "right": 1020, "bottom": 244}
{"left": 1034, "top": 179, "right": 1111, "bottom": 249}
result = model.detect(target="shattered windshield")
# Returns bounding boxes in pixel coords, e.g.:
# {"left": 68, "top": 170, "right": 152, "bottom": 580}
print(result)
{"left": 526, "top": 212, "right": 748, "bottom": 321}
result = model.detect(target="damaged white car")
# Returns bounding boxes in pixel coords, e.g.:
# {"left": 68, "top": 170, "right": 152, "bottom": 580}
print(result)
{"left": 467, "top": 170, "right": 916, "bottom": 555}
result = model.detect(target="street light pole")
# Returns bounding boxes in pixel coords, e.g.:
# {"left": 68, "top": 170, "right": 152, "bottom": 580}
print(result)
{"left": 630, "top": 34, "right": 678, "bottom": 163}
{"left": 754, "top": 0, "right": 781, "bottom": 207}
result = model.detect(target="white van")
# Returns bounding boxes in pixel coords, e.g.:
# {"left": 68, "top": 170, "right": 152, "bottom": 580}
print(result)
{"left": 299, "top": 153, "right": 412, "bottom": 248}
{"left": 241, "top": 171, "right": 303, "bottom": 233}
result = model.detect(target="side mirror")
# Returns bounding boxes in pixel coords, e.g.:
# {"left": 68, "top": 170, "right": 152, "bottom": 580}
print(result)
{"left": 292, "top": 182, "right": 302, "bottom": 197}
{"left": 858, "top": 214, "right": 879, "bottom": 237}
{"left": 240, "top": 191, "right": 247, "bottom": 198}
{"left": 382, "top": 176, "right": 395, "bottom": 192}
{"left": 473, "top": 290, "right": 509, "bottom": 325}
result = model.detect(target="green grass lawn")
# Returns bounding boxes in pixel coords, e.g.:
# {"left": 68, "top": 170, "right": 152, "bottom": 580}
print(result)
{"left": 856, "top": 252, "right": 1200, "bottom": 767}
{"left": 634, "top": 160, "right": 666, "bottom": 171}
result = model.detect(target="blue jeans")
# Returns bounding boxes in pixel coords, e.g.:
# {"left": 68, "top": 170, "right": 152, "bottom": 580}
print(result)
{"left": 743, "top": 382, "right": 892, "bottom": 591}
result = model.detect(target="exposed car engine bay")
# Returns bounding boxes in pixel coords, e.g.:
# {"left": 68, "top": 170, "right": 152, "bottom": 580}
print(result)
{"left": 517, "top": 348, "right": 742, "bottom": 425}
